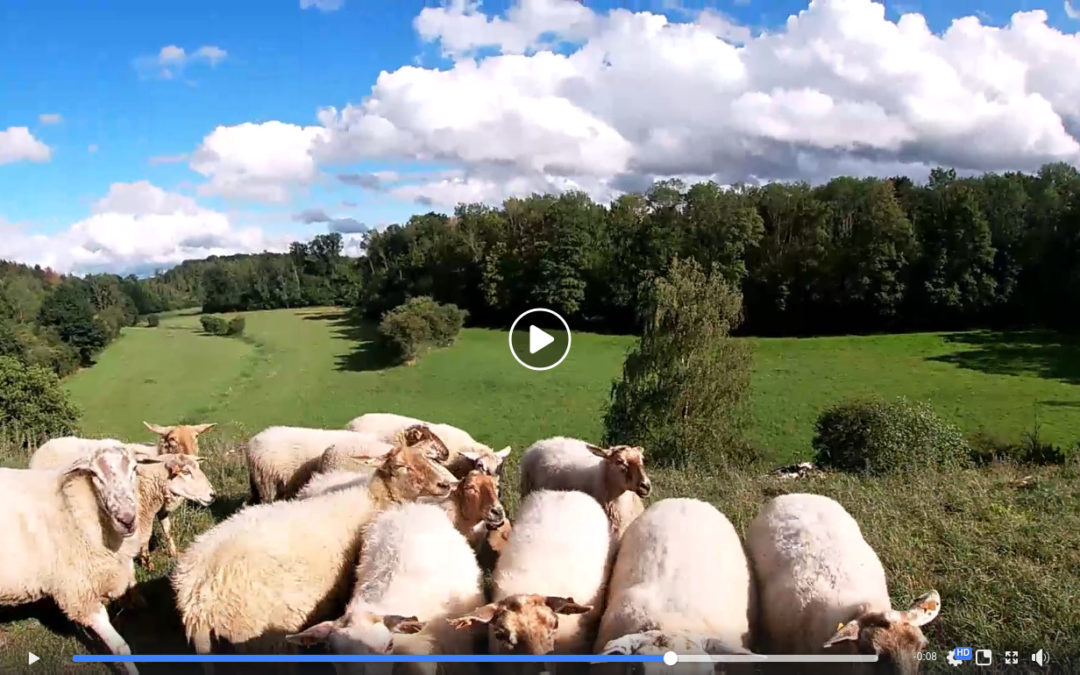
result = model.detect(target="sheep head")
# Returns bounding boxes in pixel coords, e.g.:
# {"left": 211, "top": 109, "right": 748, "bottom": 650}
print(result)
{"left": 161, "top": 454, "right": 216, "bottom": 506}
{"left": 587, "top": 443, "right": 652, "bottom": 499}
{"left": 460, "top": 445, "right": 512, "bottom": 476}
{"left": 376, "top": 444, "right": 458, "bottom": 503}
{"left": 449, "top": 594, "right": 591, "bottom": 655}
{"left": 400, "top": 424, "right": 450, "bottom": 462}
{"left": 143, "top": 421, "right": 216, "bottom": 455}
{"left": 457, "top": 469, "right": 505, "bottom": 529}
{"left": 67, "top": 445, "right": 140, "bottom": 537}
{"left": 286, "top": 612, "right": 424, "bottom": 657}
{"left": 823, "top": 591, "right": 941, "bottom": 675}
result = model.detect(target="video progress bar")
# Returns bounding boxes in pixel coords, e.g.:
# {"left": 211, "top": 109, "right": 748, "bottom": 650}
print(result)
{"left": 679, "top": 655, "right": 880, "bottom": 663}
{"left": 73, "top": 655, "right": 665, "bottom": 664}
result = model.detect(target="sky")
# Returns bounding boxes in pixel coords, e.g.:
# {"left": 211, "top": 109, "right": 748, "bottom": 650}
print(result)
{"left": 1, "top": 0, "right": 1079, "bottom": 275}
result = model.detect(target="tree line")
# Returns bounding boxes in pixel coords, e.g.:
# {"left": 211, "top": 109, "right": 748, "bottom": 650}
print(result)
{"left": 355, "top": 162, "right": 1080, "bottom": 335}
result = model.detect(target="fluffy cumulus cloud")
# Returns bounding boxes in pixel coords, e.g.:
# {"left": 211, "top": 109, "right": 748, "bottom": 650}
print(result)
{"left": 135, "top": 44, "right": 228, "bottom": 79}
{"left": 0, "top": 126, "right": 51, "bottom": 164}
{"left": 0, "top": 182, "right": 289, "bottom": 274}
{"left": 38, "top": 113, "right": 62, "bottom": 125}
{"left": 306, "top": 0, "right": 1080, "bottom": 207}
{"left": 190, "top": 122, "right": 328, "bottom": 202}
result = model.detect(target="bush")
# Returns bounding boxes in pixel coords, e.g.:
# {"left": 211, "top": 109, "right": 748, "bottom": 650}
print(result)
{"left": 199, "top": 315, "right": 229, "bottom": 336}
{"left": 0, "top": 355, "right": 79, "bottom": 446}
{"left": 227, "top": 316, "right": 246, "bottom": 336}
{"left": 812, "top": 397, "right": 970, "bottom": 475}
{"left": 967, "top": 430, "right": 1075, "bottom": 466}
{"left": 146, "top": 314, "right": 160, "bottom": 327}
{"left": 603, "top": 257, "right": 756, "bottom": 468}
{"left": 378, "top": 296, "right": 467, "bottom": 363}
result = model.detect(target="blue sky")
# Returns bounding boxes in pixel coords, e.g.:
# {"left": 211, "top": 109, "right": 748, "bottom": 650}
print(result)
{"left": 1, "top": 0, "right": 1079, "bottom": 274}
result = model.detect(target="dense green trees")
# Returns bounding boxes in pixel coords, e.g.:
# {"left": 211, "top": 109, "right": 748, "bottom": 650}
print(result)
{"left": 354, "top": 162, "right": 1080, "bottom": 335}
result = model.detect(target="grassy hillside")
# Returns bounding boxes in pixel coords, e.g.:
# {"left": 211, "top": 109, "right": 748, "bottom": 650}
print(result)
{"left": 64, "top": 308, "right": 1080, "bottom": 463}
{"left": 1, "top": 307, "right": 1077, "bottom": 672}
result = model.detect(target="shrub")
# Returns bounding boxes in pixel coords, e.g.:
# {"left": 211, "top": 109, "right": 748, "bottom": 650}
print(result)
{"left": 227, "top": 316, "right": 246, "bottom": 336}
{"left": 0, "top": 355, "right": 79, "bottom": 447}
{"left": 812, "top": 397, "right": 969, "bottom": 475}
{"left": 378, "top": 296, "right": 467, "bottom": 363}
{"left": 146, "top": 314, "right": 160, "bottom": 327}
{"left": 603, "top": 257, "right": 756, "bottom": 468}
{"left": 199, "top": 315, "right": 229, "bottom": 336}
{"left": 968, "top": 430, "right": 1075, "bottom": 466}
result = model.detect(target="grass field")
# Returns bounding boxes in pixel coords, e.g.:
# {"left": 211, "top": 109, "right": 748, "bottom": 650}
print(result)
{"left": 1, "top": 307, "right": 1078, "bottom": 673}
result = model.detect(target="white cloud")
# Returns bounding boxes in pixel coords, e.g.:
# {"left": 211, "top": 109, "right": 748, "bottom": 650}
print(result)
{"left": 38, "top": 113, "right": 62, "bottom": 125}
{"left": 310, "top": 0, "right": 1080, "bottom": 207}
{"left": 1067, "top": 0, "right": 1079, "bottom": 20}
{"left": 301, "top": 0, "right": 343, "bottom": 11}
{"left": 0, "top": 127, "right": 51, "bottom": 164}
{"left": 134, "top": 44, "right": 228, "bottom": 79}
{"left": 0, "top": 182, "right": 289, "bottom": 274}
{"left": 190, "top": 122, "right": 328, "bottom": 203}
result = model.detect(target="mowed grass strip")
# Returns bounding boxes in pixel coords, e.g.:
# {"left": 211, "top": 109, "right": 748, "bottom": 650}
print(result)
{"left": 2, "top": 308, "right": 1079, "bottom": 671}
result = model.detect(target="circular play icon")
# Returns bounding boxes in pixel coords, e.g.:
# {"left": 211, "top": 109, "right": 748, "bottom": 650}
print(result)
{"left": 508, "top": 308, "right": 572, "bottom": 371}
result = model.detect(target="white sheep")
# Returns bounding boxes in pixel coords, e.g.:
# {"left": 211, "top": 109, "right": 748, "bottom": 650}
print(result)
{"left": 448, "top": 489, "right": 614, "bottom": 656}
{"left": 346, "top": 412, "right": 510, "bottom": 478}
{"left": 286, "top": 503, "right": 485, "bottom": 675}
{"left": 746, "top": 493, "right": 941, "bottom": 668}
{"left": 519, "top": 437, "right": 651, "bottom": 538}
{"left": 32, "top": 446, "right": 216, "bottom": 569}
{"left": 0, "top": 446, "right": 143, "bottom": 675}
{"left": 244, "top": 426, "right": 398, "bottom": 503}
{"left": 595, "top": 498, "right": 756, "bottom": 658}
{"left": 319, "top": 439, "right": 395, "bottom": 474}
{"left": 172, "top": 442, "right": 459, "bottom": 654}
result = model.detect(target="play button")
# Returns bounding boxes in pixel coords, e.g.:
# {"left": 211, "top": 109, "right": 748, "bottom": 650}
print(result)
{"left": 509, "top": 309, "right": 572, "bottom": 370}
{"left": 29, "top": 653, "right": 39, "bottom": 666}
{"left": 529, "top": 325, "right": 555, "bottom": 354}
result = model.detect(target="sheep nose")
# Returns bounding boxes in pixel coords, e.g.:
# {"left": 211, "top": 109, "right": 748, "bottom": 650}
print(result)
{"left": 117, "top": 514, "right": 136, "bottom": 532}
{"left": 491, "top": 506, "right": 505, "bottom": 521}
{"left": 637, "top": 482, "right": 652, "bottom": 497}
{"left": 437, "top": 481, "right": 453, "bottom": 491}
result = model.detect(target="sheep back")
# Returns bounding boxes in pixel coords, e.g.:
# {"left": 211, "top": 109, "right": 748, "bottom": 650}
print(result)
{"left": 745, "top": 493, "right": 890, "bottom": 654}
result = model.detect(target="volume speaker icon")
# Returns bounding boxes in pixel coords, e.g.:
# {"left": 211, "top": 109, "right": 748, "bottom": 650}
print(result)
{"left": 1031, "top": 649, "right": 1049, "bottom": 667}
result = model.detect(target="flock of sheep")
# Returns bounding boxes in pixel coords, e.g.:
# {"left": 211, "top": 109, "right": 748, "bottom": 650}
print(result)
{"left": 0, "top": 413, "right": 943, "bottom": 675}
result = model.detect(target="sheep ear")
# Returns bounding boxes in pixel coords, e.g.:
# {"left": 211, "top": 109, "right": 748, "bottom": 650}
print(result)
{"left": 601, "top": 641, "right": 630, "bottom": 655}
{"left": 64, "top": 455, "right": 93, "bottom": 476}
{"left": 286, "top": 620, "right": 338, "bottom": 646}
{"left": 384, "top": 615, "right": 424, "bottom": 634}
{"left": 191, "top": 423, "right": 216, "bottom": 435}
{"left": 823, "top": 620, "right": 861, "bottom": 648}
{"left": 460, "top": 451, "right": 481, "bottom": 462}
{"left": 143, "top": 422, "right": 172, "bottom": 436}
{"left": 545, "top": 596, "right": 592, "bottom": 615}
{"left": 448, "top": 604, "right": 498, "bottom": 628}
{"left": 900, "top": 590, "right": 941, "bottom": 627}
{"left": 494, "top": 447, "right": 511, "bottom": 460}
{"left": 585, "top": 444, "right": 611, "bottom": 458}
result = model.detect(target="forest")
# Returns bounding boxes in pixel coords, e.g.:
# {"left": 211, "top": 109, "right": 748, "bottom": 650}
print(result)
{"left": 2, "top": 161, "right": 1078, "bottom": 378}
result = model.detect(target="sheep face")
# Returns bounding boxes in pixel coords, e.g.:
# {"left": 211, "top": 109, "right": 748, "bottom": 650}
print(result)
{"left": 379, "top": 445, "right": 458, "bottom": 502}
{"left": 401, "top": 424, "right": 450, "bottom": 462}
{"left": 459, "top": 470, "right": 506, "bottom": 529}
{"left": 69, "top": 446, "right": 140, "bottom": 537}
{"left": 163, "top": 455, "right": 216, "bottom": 506}
{"left": 823, "top": 591, "right": 942, "bottom": 675}
{"left": 460, "top": 446, "right": 512, "bottom": 476}
{"left": 286, "top": 613, "right": 423, "bottom": 664}
{"left": 587, "top": 444, "right": 651, "bottom": 498}
{"left": 450, "top": 594, "right": 591, "bottom": 655}
{"left": 143, "top": 421, "right": 216, "bottom": 455}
